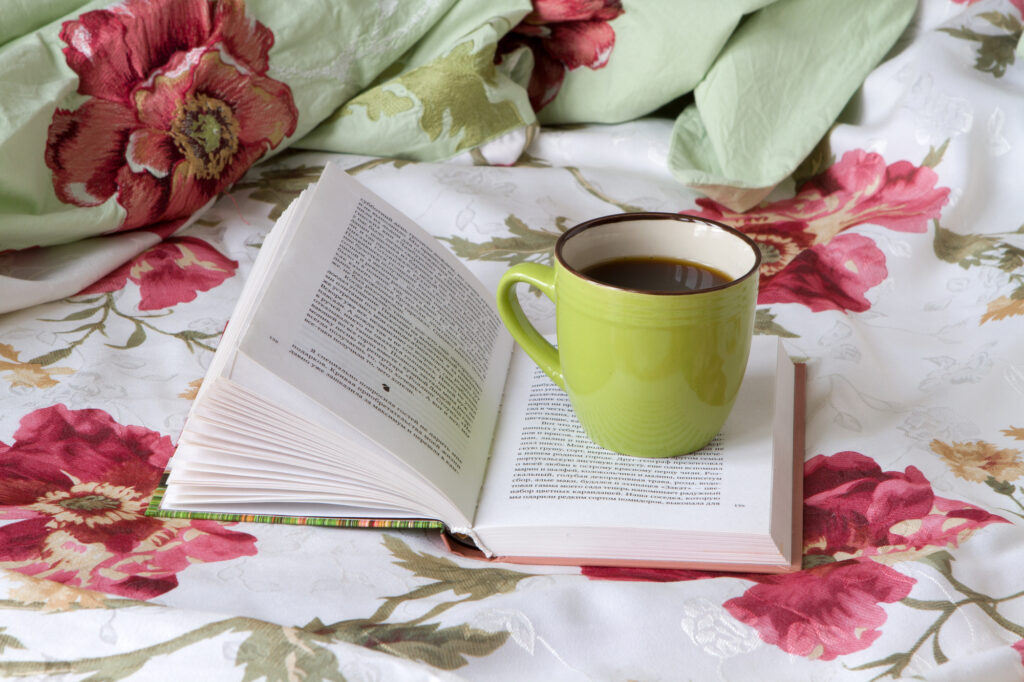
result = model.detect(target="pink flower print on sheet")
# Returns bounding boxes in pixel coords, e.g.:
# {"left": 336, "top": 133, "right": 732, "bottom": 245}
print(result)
{"left": 757, "top": 232, "right": 888, "bottom": 313}
{"left": 45, "top": 0, "right": 298, "bottom": 234}
{"left": 690, "top": 150, "right": 950, "bottom": 313}
{"left": 583, "top": 452, "right": 1006, "bottom": 661}
{"left": 78, "top": 236, "right": 238, "bottom": 309}
{"left": 801, "top": 451, "right": 1004, "bottom": 562}
{"left": 726, "top": 559, "right": 915, "bottom": 660}
{"left": 0, "top": 405, "right": 257, "bottom": 600}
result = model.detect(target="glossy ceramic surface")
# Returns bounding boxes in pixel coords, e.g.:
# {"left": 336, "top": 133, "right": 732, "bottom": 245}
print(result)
{"left": 496, "top": 213, "right": 760, "bottom": 457}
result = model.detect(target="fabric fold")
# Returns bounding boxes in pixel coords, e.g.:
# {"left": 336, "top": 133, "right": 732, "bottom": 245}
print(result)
{"left": 0, "top": 0, "right": 917, "bottom": 313}
{"left": 667, "top": 0, "right": 917, "bottom": 211}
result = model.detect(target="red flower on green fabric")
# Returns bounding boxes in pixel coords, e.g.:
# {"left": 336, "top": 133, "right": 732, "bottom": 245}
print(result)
{"left": 497, "top": 0, "right": 624, "bottom": 111}
{"left": 583, "top": 451, "right": 1006, "bottom": 661}
{"left": 690, "top": 150, "right": 950, "bottom": 313}
{"left": 0, "top": 405, "right": 257, "bottom": 600}
{"left": 45, "top": 0, "right": 298, "bottom": 233}
{"left": 78, "top": 236, "right": 238, "bottom": 309}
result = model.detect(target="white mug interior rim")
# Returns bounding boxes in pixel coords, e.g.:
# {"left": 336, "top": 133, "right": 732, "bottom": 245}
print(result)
{"left": 556, "top": 213, "right": 762, "bottom": 295}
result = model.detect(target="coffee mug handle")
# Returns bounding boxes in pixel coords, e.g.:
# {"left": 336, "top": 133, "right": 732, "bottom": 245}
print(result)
{"left": 496, "top": 263, "right": 565, "bottom": 391}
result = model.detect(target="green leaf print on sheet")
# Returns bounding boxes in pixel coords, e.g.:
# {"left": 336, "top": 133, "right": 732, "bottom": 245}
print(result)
{"left": 14, "top": 232, "right": 242, "bottom": 373}
{"left": 304, "top": 536, "right": 535, "bottom": 669}
{"left": 32, "top": 292, "right": 223, "bottom": 368}
{"left": 939, "top": 11, "right": 1022, "bottom": 78}
{"left": 754, "top": 308, "right": 798, "bottom": 338}
{"left": 236, "top": 157, "right": 423, "bottom": 226}
{"left": 235, "top": 623, "right": 349, "bottom": 682}
{"left": 0, "top": 536, "right": 536, "bottom": 678}
{"left": 374, "top": 535, "right": 534, "bottom": 622}
{"left": 0, "top": 628, "right": 23, "bottom": 655}
{"left": 932, "top": 221, "right": 1024, "bottom": 323}
{"left": 234, "top": 159, "right": 327, "bottom": 222}
{"left": 440, "top": 214, "right": 569, "bottom": 267}
{"left": 850, "top": 551, "right": 1024, "bottom": 680}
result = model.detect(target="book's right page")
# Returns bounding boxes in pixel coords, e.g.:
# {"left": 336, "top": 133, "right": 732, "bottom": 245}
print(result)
{"left": 472, "top": 335, "right": 796, "bottom": 565}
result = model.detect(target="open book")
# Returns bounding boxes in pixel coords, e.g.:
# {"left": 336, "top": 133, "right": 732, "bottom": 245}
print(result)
{"left": 148, "top": 164, "right": 806, "bottom": 573}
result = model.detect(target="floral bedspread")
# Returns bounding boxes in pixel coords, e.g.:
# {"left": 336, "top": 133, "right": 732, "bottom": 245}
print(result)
{"left": 3, "top": 0, "right": 1024, "bottom": 680}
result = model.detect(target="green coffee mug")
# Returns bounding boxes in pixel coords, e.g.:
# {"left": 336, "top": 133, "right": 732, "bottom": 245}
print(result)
{"left": 496, "top": 212, "right": 761, "bottom": 457}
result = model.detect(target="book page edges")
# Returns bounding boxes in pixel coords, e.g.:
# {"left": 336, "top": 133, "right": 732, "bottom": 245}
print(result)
{"left": 440, "top": 536, "right": 797, "bottom": 574}
{"left": 146, "top": 477, "right": 445, "bottom": 530}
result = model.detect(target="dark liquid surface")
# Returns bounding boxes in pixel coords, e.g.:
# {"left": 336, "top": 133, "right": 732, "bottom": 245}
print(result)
{"left": 580, "top": 256, "right": 731, "bottom": 292}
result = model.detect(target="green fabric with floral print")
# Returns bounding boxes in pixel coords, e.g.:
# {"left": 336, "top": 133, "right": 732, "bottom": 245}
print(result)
{"left": 533, "top": 0, "right": 777, "bottom": 125}
{"left": 295, "top": 0, "right": 535, "bottom": 160}
{"left": 0, "top": 0, "right": 534, "bottom": 253}
{"left": 0, "top": 0, "right": 914, "bottom": 258}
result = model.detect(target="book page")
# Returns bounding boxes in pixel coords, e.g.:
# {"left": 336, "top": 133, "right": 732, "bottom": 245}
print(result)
{"left": 474, "top": 335, "right": 786, "bottom": 539}
{"left": 237, "top": 165, "right": 513, "bottom": 523}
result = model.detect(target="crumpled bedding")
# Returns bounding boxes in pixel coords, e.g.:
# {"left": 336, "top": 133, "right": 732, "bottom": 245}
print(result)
{"left": 3, "top": 0, "right": 1024, "bottom": 680}
{"left": 0, "top": 0, "right": 913, "bottom": 313}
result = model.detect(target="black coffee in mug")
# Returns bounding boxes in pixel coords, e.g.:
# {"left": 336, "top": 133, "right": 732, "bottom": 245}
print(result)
{"left": 580, "top": 256, "right": 731, "bottom": 292}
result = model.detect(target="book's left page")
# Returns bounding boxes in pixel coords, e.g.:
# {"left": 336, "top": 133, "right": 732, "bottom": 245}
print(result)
{"left": 160, "top": 165, "right": 514, "bottom": 529}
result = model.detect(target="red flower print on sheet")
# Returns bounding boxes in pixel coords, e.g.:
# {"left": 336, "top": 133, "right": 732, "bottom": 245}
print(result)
{"left": 590, "top": 561, "right": 912, "bottom": 661}
{"left": 690, "top": 150, "right": 950, "bottom": 313}
{"left": 802, "top": 451, "right": 1005, "bottom": 562}
{"left": 45, "top": 0, "right": 298, "bottom": 234}
{"left": 583, "top": 452, "right": 1006, "bottom": 661}
{"left": 497, "top": 0, "right": 624, "bottom": 111}
{"left": 0, "top": 405, "right": 256, "bottom": 600}
{"left": 759, "top": 233, "right": 888, "bottom": 313}
{"left": 726, "top": 560, "right": 914, "bottom": 660}
{"left": 78, "top": 236, "right": 238, "bottom": 309}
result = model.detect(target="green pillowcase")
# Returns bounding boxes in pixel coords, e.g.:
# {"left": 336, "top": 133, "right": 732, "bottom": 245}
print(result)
{"left": 668, "top": 0, "right": 916, "bottom": 205}
{"left": 0, "top": 0, "right": 914, "bottom": 252}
